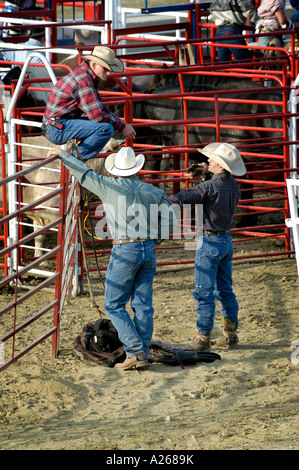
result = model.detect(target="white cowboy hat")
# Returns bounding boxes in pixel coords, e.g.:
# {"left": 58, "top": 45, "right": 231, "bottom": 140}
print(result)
{"left": 83, "top": 46, "right": 124, "bottom": 72}
{"left": 75, "top": 29, "right": 99, "bottom": 45}
{"left": 198, "top": 142, "right": 246, "bottom": 176}
{"left": 105, "top": 147, "right": 145, "bottom": 176}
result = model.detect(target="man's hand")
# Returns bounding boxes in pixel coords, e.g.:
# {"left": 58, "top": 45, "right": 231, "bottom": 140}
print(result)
{"left": 187, "top": 162, "right": 209, "bottom": 179}
{"left": 46, "top": 149, "right": 61, "bottom": 158}
{"left": 122, "top": 123, "right": 136, "bottom": 139}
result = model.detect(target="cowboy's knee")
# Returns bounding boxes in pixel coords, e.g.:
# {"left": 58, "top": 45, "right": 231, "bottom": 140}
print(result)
{"left": 100, "top": 123, "right": 114, "bottom": 138}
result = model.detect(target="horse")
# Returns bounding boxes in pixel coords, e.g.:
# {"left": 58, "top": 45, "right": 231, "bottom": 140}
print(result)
{"left": 139, "top": 83, "right": 283, "bottom": 152}
{"left": 151, "top": 69, "right": 267, "bottom": 91}
{"left": 111, "top": 69, "right": 283, "bottom": 166}
{"left": 115, "top": 71, "right": 285, "bottom": 227}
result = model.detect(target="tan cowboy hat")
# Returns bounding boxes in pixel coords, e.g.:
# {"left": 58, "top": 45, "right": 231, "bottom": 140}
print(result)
{"left": 75, "top": 29, "right": 99, "bottom": 45}
{"left": 105, "top": 147, "right": 145, "bottom": 176}
{"left": 198, "top": 142, "right": 246, "bottom": 176}
{"left": 83, "top": 46, "right": 124, "bottom": 72}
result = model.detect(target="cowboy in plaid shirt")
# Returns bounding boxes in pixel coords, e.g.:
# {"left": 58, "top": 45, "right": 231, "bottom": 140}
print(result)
{"left": 42, "top": 46, "right": 135, "bottom": 160}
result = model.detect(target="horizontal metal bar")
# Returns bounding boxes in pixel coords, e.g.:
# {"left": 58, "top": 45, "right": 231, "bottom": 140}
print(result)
{"left": 1, "top": 299, "right": 58, "bottom": 343}
{"left": 0, "top": 327, "right": 57, "bottom": 373}
{"left": 0, "top": 273, "right": 59, "bottom": 317}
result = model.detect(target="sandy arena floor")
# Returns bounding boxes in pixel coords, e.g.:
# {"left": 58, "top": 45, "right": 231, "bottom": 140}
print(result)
{"left": 0, "top": 236, "right": 298, "bottom": 451}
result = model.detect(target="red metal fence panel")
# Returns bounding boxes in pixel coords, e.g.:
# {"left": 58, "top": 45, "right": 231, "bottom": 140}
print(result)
{"left": 0, "top": 152, "right": 78, "bottom": 371}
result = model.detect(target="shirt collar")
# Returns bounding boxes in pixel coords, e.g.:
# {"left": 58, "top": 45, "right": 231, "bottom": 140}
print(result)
{"left": 211, "top": 172, "right": 230, "bottom": 179}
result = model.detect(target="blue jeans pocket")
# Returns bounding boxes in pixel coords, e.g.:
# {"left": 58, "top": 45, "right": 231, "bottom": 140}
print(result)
{"left": 111, "top": 246, "right": 139, "bottom": 273}
{"left": 44, "top": 124, "right": 67, "bottom": 145}
{"left": 147, "top": 245, "right": 157, "bottom": 270}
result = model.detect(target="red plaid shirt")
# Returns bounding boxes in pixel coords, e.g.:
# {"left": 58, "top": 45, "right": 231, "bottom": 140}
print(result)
{"left": 43, "top": 61, "right": 125, "bottom": 132}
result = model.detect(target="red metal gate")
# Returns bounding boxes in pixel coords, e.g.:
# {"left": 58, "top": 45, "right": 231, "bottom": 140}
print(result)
{"left": 0, "top": 150, "right": 80, "bottom": 371}
{"left": 0, "top": 53, "right": 81, "bottom": 371}
{"left": 0, "top": 106, "right": 8, "bottom": 276}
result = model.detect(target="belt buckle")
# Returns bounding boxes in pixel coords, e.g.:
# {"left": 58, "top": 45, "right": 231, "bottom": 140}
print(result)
{"left": 114, "top": 239, "right": 131, "bottom": 244}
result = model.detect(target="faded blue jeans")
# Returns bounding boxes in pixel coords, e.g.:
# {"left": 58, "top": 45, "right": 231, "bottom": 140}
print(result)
{"left": 215, "top": 24, "right": 250, "bottom": 62}
{"left": 104, "top": 240, "right": 156, "bottom": 358}
{"left": 43, "top": 117, "right": 114, "bottom": 160}
{"left": 193, "top": 233, "right": 238, "bottom": 335}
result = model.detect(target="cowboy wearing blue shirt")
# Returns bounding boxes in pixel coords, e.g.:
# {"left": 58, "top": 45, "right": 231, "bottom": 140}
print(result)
{"left": 0, "top": 28, "right": 45, "bottom": 64}
{"left": 290, "top": 0, "right": 299, "bottom": 23}
{"left": 54, "top": 146, "right": 176, "bottom": 370}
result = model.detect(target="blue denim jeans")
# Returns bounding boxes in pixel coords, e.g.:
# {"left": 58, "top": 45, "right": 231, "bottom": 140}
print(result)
{"left": 104, "top": 240, "right": 156, "bottom": 357}
{"left": 257, "top": 34, "right": 283, "bottom": 48}
{"left": 43, "top": 117, "right": 114, "bottom": 160}
{"left": 291, "top": 10, "right": 299, "bottom": 22}
{"left": 193, "top": 233, "right": 238, "bottom": 335}
{"left": 216, "top": 24, "right": 250, "bottom": 62}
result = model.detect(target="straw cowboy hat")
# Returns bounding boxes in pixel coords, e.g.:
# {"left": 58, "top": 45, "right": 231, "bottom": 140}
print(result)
{"left": 83, "top": 46, "right": 124, "bottom": 72}
{"left": 75, "top": 29, "right": 99, "bottom": 45}
{"left": 198, "top": 142, "right": 246, "bottom": 176}
{"left": 105, "top": 147, "right": 145, "bottom": 176}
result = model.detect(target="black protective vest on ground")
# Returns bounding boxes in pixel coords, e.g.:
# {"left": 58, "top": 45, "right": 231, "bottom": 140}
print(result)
{"left": 73, "top": 319, "right": 221, "bottom": 368}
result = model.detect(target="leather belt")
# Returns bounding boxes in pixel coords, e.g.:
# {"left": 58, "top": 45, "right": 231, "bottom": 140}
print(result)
{"left": 222, "top": 23, "right": 243, "bottom": 27}
{"left": 112, "top": 239, "right": 152, "bottom": 245}
{"left": 203, "top": 230, "right": 230, "bottom": 236}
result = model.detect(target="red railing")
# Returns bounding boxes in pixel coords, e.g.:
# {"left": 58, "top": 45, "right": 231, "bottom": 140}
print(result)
{"left": 0, "top": 153, "right": 73, "bottom": 371}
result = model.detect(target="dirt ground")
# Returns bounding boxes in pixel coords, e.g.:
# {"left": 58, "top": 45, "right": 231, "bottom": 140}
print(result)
{"left": 1, "top": 0, "right": 299, "bottom": 455}
{"left": 0, "top": 236, "right": 299, "bottom": 451}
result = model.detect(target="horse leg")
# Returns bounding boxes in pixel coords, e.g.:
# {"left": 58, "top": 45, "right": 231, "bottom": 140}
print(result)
{"left": 27, "top": 216, "right": 52, "bottom": 268}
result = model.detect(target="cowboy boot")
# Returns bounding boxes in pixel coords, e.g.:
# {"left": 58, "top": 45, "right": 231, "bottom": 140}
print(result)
{"left": 213, "top": 317, "right": 238, "bottom": 347}
{"left": 66, "top": 139, "right": 83, "bottom": 160}
{"left": 114, "top": 352, "right": 148, "bottom": 370}
{"left": 189, "top": 332, "right": 211, "bottom": 351}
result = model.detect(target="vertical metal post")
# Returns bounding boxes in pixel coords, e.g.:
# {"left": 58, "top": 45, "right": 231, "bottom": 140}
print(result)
{"left": 7, "top": 119, "right": 18, "bottom": 274}
{"left": 286, "top": 179, "right": 299, "bottom": 277}
{"left": 288, "top": 80, "right": 299, "bottom": 178}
